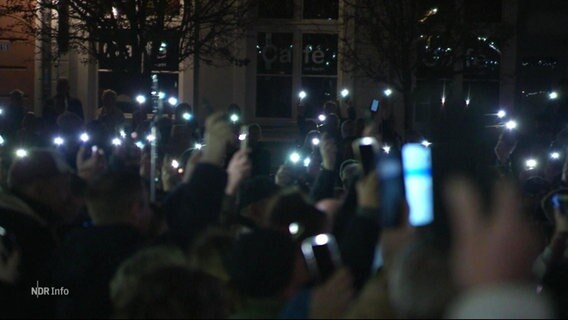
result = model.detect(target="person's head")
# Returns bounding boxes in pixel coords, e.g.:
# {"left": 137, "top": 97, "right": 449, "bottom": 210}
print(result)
{"left": 247, "top": 123, "right": 262, "bottom": 147}
{"left": 102, "top": 89, "right": 118, "bottom": 108}
{"left": 85, "top": 172, "right": 150, "bottom": 230}
{"left": 114, "top": 266, "right": 229, "bottom": 319}
{"left": 389, "top": 240, "right": 456, "bottom": 319}
{"left": 355, "top": 118, "right": 366, "bottom": 137}
{"left": 9, "top": 89, "right": 24, "bottom": 107}
{"left": 303, "top": 130, "right": 320, "bottom": 149}
{"left": 315, "top": 199, "right": 342, "bottom": 232}
{"left": 227, "top": 228, "right": 297, "bottom": 299}
{"left": 340, "top": 160, "right": 362, "bottom": 190}
{"left": 57, "top": 111, "right": 83, "bottom": 136}
{"left": 21, "top": 112, "right": 38, "bottom": 130}
{"left": 341, "top": 119, "right": 356, "bottom": 139}
{"left": 56, "top": 78, "right": 70, "bottom": 95}
{"left": 325, "top": 113, "right": 340, "bottom": 131}
{"left": 189, "top": 228, "right": 236, "bottom": 283}
{"left": 558, "top": 78, "right": 568, "bottom": 95}
{"left": 265, "top": 188, "right": 327, "bottom": 241}
{"left": 110, "top": 245, "right": 189, "bottom": 311}
{"left": 228, "top": 103, "right": 241, "bottom": 115}
{"left": 238, "top": 176, "right": 281, "bottom": 226}
{"left": 323, "top": 100, "right": 338, "bottom": 115}
{"left": 174, "top": 102, "right": 192, "bottom": 124}
{"left": 8, "top": 148, "right": 76, "bottom": 223}
{"left": 304, "top": 120, "right": 318, "bottom": 134}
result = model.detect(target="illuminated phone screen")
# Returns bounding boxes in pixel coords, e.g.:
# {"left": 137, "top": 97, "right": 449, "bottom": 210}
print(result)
{"left": 377, "top": 152, "right": 404, "bottom": 228}
{"left": 370, "top": 100, "right": 380, "bottom": 112}
{"left": 402, "top": 144, "right": 434, "bottom": 227}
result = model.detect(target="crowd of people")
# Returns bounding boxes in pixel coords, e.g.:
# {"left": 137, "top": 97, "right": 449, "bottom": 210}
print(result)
{"left": 0, "top": 77, "right": 566, "bottom": 319}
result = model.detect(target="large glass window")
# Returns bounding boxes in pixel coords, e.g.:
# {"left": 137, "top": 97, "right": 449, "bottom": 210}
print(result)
{"left": 258, "top": 0, "right": 294, "bottom": 19}
{"left": 303, "top": 0, "right": 338, "bottom": 20}
{"left": 301, "top": 34, "right": 338, "bottom": 113}
{"left": 465, "top": 0, "right": 502, "bottom": 23}
{"left": 256, "top": 33, "right": 294, "bottom": 118}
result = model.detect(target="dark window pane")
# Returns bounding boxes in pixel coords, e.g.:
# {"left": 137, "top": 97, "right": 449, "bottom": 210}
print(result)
{"left": 256, "top": 76, "right": 292, "bottom": 118}
{"left": 465, "top": 0, "right": 502, "bottom": 23}
{"left": 302, "top": 34, "right": 338, "bottom": 76}
{"left": 257, "top": 33, "right": 294, "bottom": 75}
{"left": 259, "top": 0, "right": 294, "bottom": 19}
{"left": 301, "top": 77, "right": 337, "bottom": 114}
{"left": 303, "top": 0, "right": 338, "bottom": 20}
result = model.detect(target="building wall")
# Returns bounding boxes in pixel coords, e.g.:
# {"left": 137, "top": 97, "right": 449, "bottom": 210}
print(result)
{"left": 0, "top": 8, "right": 35, "bottom": 111}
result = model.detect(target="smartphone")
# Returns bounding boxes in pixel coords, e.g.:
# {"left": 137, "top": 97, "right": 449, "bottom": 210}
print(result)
{"left": 377, "top": 150, "right": 405, "bottom": 228}
{"left": 301, "top": 234, "right": 341, "bottom": 283}
{"left": 0, "top": 226, "right": 17, "bottom": 263}
{"left": 239, "top": 126, "right": 249, "bottom": 151}
{"left": 370, "top": 99, "right": 380, "bottom": 113}
{"left": 551, "top": 191, "right": 568, "bottom": 216}
{"left": 402, "top": 144, "right": 434, "bottom": 227}
{"left": 353, "top": 137, "right": 379, "bottom": 175}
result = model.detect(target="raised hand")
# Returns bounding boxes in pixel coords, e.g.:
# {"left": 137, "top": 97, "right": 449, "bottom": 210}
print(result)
{"left": 320, "top": 133, "right": 337, "bottom": 171}
{"left": 201, "top": 112, "right": 234, "bottom": 167}
{"left": 310, "top": 268, "right": 355, "bottom": 319}
{"left": 445, "top": 178, "right": 541, "bottom": 289}
{"left": 275, "top": 164, "right": 294, "bottom": 187}
{"left": 226, "top": 149, "right": 252, "bottom": 195}
{"left": 76, "top": 146, "right": 107, "bottom": 183}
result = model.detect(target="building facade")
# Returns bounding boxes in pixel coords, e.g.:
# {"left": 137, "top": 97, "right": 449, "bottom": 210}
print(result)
{"left": 0, "top": 0, "right": 524, "bottom": 141}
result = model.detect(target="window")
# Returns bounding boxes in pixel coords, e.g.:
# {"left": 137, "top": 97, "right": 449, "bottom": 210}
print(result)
{"left": 258, "top": 0, "right": 294, "bottom": 19}
{"left": 301, "top": 34, "right": 338, "bottom": 113}
{"left": 256, "top": 33, "right": 294, "bottom": 118}
{"left": 253, "top": 1, "right": 340, "bottom": 119}
{"left": 303, "top": 0, "right": 338, "bottom": 20}
{"left": 465, "top": 0, "right": 502, "bottom": 23}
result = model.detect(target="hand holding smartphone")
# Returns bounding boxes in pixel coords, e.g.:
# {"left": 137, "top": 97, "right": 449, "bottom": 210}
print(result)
{"left": 402, "top": 143, "right": 434, "bottom": 227}
{"left": 301, "top": 234, "right": 342, "bottom": 283}
{"left": 239, "top": 125, "right": 249, "bottom": 151}
{"left": 353, "top": 137, "right": 379, "bottom": 175}
{"left": 370, "top": 99, "right": 380, "bottom": 113}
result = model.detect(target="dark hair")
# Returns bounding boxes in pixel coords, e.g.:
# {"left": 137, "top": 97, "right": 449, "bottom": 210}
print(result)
{"left": 266, "top": 189, "right": 327, "bottom": 242}
{"left": 114, "top": 266, "right": 228, "bottom": 319}
{"left": 227, "top": 229, "right": 295, "bottom": 298}
{"left": 85, "top": 172, "right": 145, "bottom": 224}
{"left": 238, "top": 176, "right": 280, "bottom": 211}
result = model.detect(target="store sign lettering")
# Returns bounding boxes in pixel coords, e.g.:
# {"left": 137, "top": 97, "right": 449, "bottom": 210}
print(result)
{"left": 0, "top": 41, "right": 10, "bottom": 52}
{"left": 261, "top": 44, "right": 291, "bottom": 70}
{"left": 260, "top": 45, "right": 328, "bottom": 71}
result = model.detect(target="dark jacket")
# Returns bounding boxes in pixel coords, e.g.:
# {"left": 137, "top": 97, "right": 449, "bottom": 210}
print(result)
{"left": 250, "top": 143, "right": 272, "bottom": 177}
{"left": 163, "top": 163, "right": 228, "bottom": 248}
{"left": 0, "top": 192, "right": 60, "bottom": 318}
{"left": 51, "top": 225, "right": 144, "bottom": 318}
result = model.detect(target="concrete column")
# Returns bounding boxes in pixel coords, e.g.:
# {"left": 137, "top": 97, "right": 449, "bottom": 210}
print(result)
{"left": 74, "top": 53, "right": 98, "bottom": 122}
